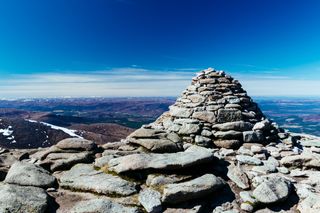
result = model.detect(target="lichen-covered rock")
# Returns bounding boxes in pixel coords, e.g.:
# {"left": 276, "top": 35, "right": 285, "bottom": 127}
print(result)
{"left": 227, "top": 164, "right": 250, "bottom": 189}
{"left": 236, "top": 155, "right": 262, "bottom": 165}
{"left": 280, "top": 153, "right": 320, "bottom": 169}
{"left": 0, "top": 183, "right": 49, "bottom": 213}
{"left": 213, "top": 121, "right": 253, "bottom": 132}
{"left": 139, "top": 188, "right": 162, "bottom": 213}
{"left": 55, "top": 138, "right": 97, "bottom": 151}
{"left": 253, "top": 175, "right": 292, "bottom": 204}
{"left": 70, "top": 199, "right": 139, "bottom": 213}
{"left": 162, "top": 174, "right": 225, "bottom": 204}
{"left": 129, "top": 138, "right": 183, "bottom": 153}
{"left": 60, "top": 164, "right": 137, "bottom": 196}
{"left": 107, "top": 146, "right": 214, "bottom": 173}
{"left": 5, "top": 161, "right": 56, "bottom": 188}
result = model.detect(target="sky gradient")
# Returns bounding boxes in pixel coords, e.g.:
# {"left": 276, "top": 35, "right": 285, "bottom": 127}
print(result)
{"left": 0, "top": 0, "right": 320, "bottom": 98}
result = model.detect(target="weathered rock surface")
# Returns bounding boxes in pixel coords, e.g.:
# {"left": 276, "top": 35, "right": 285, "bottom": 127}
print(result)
{"left": 227, "top": 164, "right": 250, "bottom": 189}
{"left": 70, "top": 198, "right": 139, "bottom": 213}
{"left": 107, "top": 146, "right": 214, "bottom": 173}
{"left": 139, "top": 188, "right": 162, "bottom": 213}
{"left": 129, "top": 138, "right": 182, "bottom": 153}
{"left": 5, "top": 161, "right": 56, "bottom": 188}
{"left": 280, "top": 153, "right": 320, "bottom": 169}
{"left": 0, "top": 183, "right": 49, "bottom": 213}
{"left": 55, "top": 138, "right": 97, "bottom": 151}
{"left": 253, "top": 175, "right": 292, "bottom": 204}
{"left": 236, "top": 155, "right": 262, "bottom": 165}
{"left": 60, "top": 164, "right": 137, "bottom": 196}
{"left": 162, "top": 174, "right": 225, "bottom": 204}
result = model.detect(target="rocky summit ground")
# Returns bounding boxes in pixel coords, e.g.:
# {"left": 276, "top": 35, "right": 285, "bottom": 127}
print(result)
{"left": 1, "top": 68, "right": 320, "bottom": 213}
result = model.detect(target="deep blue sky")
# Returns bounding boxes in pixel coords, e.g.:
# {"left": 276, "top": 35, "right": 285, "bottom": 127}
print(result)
{"left": 0, "top": 0, "right": 320, "bottom": 98}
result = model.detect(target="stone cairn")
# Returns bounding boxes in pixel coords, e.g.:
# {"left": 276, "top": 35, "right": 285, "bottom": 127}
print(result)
{"left": 127, "top": 67, "right": 279, "bottom": 152}
{"left": 1, "top": 68, "right": 320, "bottom": 213}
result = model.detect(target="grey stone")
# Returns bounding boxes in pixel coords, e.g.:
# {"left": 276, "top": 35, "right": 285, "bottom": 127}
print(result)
{"left": 139, "top": 188, "right": 162, "bottom": 213}
{"left": 195, "top": 135, "right": 212, "bottom": 147}
{"left": 169, "top": 106, "right": 193, "bottom": 118}
{"left": 173, "top": 119, "right": 200, "bottom": 124}
{"left": 56, "top": 138, "right": 97, "bottom": 151}
{"left": 251, "top": 145, "right": 263, "bottom": 154}
{"left": 178, "top": 123, "right": 200, "bottom": 134}
{"left": 212, "top": 121, "right": 253, "bottom": 131}
{"left": 94, "top": 155, "right": 118, "bottom": 168}
{"left": 70, "top": 199, "right": 139, "bottom": 213}
{"left": 300, "top": 140, "right": 320, "bottom": 148}
{"left": 236, "top": 155, "right": 262, "bottom": 165}
{"left": 280, "top": 153, "right": 320, "bottom": 169}
{"left": 201, "top": 129, "right": 213, "bottom": 137}
{"left": 45, "top": 151, "right": 94, "bottom": 172}
{"left": 146, "top": 174, "right": 191, "bottom": 186}
{"left": 0, "top": 183, "right": 48, "bottom": 213}
{"left": 253, "top": 120, "right": 271, "bottom": 131}
{"left": 216, "top": 109, "right": 242, "bottom": 123}
{"left": 227, "top": 164, "right": 250, "bottom": 189}
{"left": 162, "top": 174, "right": 225, "bottom": 204}
{"left": 60, "top": 164, "right": 137, "bottom": 196}
{"left": 239, "top": 191, "right": 258, "bottom": 204}
{"left": 238, "top": 146, "right": 254, "bottom": 156}
{"left": 253, "top": 175, "right": 292, "bottom": 204}
{"left": 192, "top": 111, "right": 216, "bottom": 123}
{"left": 240, "top": 203, "right": 254, "bottom": 212}
{"left": 166, "top": 132, "right": 181, "bottom": 143}
{"left": 5, "top": 161, "right": 56, "bottom": 188}
{"left": 129, "top": 128, "right": 163, "bottom": 138}
{"left": 297, "top": 193, "right": 320, "bottom": 213}
{"left": 277, "top": 167, "right": 289, "bottom": 174}
{"left": 129, "top": 138, "right": 183, "bottom": 153}
{"left": 243, "top": 131, "right": 265, "bottom": 143}
{"left": 214, "top": 139, "right": 241, "bottom": 149}
{"left": 214, "top": 130, "right": 243, "bottom": 140}
{"left": 107, "top": 146, "right": 214, "bottom": 173}
{"left": 188, "top": 94, "right": 205, "bottom": 103}
{"left": 164, "top": 205, "right": 201, "bottom": 213}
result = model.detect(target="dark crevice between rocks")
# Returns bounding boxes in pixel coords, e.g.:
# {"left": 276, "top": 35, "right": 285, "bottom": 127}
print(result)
{"left": 46, "top": 194, "right": 60, "bottom": 213}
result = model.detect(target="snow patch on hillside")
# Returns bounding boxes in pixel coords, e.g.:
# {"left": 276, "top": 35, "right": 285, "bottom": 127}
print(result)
{"left": 27, "top": 120, "right": 83, "bottom": 139}
{"left": 0, "top": 126, "right": 13, "bottom": 136}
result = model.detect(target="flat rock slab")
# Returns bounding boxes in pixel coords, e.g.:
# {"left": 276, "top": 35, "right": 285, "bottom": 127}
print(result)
{"left": 129, "top": 128, "right": 165, "bottom": 138}
{"left": 107, "top": 146, "right": 214, "bottom": 174}
{"left": 280, "top": 154, "right": 320, "bottom": 169}
{"left": 227, "top": 164, "right": 250, "bottom": 189}
{"left": 0, "top": 183, "right": 48, "bottom": 213}
{"left": 70, "top": 198, "right": 139, "bottom": 213}
{"left": 139, "top": 188, "right": 162, "bottom": 213}
{"left": 297, "top": 193, "right": 320, "bottom": 213}
{"left": 253, "top": 175, "right": 292, "bottom": 204}
{"left": 236, "top": 155, "right": 262, "bottom": 165}
{"left": 300, "top": 140, "right": 320, "bottom": 148}
{"left": 56, "top": 138, "right": 97, "bottom": 151}
{"left": 146, "top": 174, "right": 192, "bottom": 186}
{"left": 129, "top": 138, "right": 183, "bottom": 153}
{"left": 60, "top": 164, "right": 137, "bottom": 196}
{"left": 213, "top": 121, "right": 253, "bottom": 131}
{"left": 162, "top": 174, "right": 225, "bottom": 204}
{"left": 45, "top": 151, "right": 94, "bottom": 172}
{"left": 5, "top": 161, "right": 56, "bottom": 188}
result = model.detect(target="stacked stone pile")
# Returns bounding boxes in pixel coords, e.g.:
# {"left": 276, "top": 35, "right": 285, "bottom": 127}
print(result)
{"left": 1, "top": 68, "right": 320, "bottom": 212}
{"left": 127, "top": 68, "right": 279, "bottom": 150}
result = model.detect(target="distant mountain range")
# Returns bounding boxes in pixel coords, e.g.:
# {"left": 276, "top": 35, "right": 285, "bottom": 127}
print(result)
{"left": 0, "top": 97, "right": 319, "bottom": 149}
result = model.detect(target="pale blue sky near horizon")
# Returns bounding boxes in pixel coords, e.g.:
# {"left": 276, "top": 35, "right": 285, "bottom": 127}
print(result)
{"left": 0, "top": 0, "right": 320, "bottom": 98}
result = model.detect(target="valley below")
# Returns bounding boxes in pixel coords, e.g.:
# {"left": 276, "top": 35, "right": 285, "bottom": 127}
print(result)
{"left": 0, "top": 97, "right": 319, "bottom": 149}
